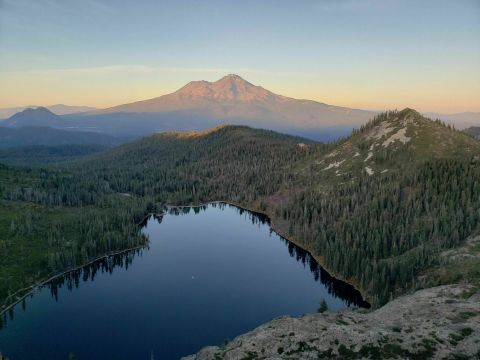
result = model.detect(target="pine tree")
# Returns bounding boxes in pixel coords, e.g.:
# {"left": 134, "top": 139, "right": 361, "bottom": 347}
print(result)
{"left": 318, "top": 299, "right": 328, "bottom": 313}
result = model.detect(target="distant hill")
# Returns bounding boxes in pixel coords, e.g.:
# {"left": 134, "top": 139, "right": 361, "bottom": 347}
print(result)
{"left": 0, "top": 126, "right": 124, "bottom": 148}
{"left": 0, "top": 104, "right": 96, "bottom": 119}
{"left": 4, "top": 77, "right": 476, "bottom": 142}
{"left": 46, "top": 104, "right": 97, "bottom": 115}
{"left": 0, "top": 144, "right": 107, "bottom": 165}
{"left": 464, "top": 126, "right": 480, "bottom": 139}
{"left": 66, "top": 74, "right": 376, "bottom": 141}
{"left": 2, "top": 107, "right": 65, "bottom": 128}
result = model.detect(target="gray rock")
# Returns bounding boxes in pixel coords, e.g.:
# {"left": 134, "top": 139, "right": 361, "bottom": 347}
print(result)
{"left": 183, "top": 285, "right": 480, "bottom": 359}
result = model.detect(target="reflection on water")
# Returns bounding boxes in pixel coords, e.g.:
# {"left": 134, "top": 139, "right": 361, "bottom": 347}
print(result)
{"left": 0, "top": 202, "right": 368, "bottom": 360}
{"left": 47, "top": 248, "right": 144, "bottom": 303}
{"left": 161, "top": 203, "right": 368, "bottom": 308}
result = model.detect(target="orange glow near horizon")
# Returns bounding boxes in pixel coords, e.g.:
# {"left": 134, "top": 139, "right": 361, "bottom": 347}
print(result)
{"left": 1, "top": 1, "right": 479, "bottom": 114}
{"left": 1, "top": 69, "right": 479, "bottom": 114}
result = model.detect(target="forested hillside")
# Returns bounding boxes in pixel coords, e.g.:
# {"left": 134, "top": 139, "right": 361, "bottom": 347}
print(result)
{"left": 281, "top": 109, "right": 480, "bottom": 303}
{"left": 68, "top": 126, "right": 322, "bottom": 204}
{"left": 0, "top": 144, "right": 107, "bottom": 165}
{"left": 0, "top": 127, "right": 317, "bottom": 314}
{"left": 1, "top": 109, "right": 479, "bottom": 315}
{"left": 0, "top": 126, "right": 123, "bottom": 148}
{"left": 0, "top": 165, "right": 153, "bottom": 316}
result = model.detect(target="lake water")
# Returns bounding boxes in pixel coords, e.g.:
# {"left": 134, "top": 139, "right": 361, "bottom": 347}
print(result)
{"left": 0, "top": 203, "right": 367, "bottom": 360}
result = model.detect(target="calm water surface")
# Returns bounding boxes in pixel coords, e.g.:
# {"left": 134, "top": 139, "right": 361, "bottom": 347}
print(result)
{"left": 0, "top": 203, "right": 367, "bottom": 360}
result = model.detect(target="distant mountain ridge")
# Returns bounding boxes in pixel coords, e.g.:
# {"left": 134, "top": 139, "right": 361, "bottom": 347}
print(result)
{"left": 0, "top": 104, "right": 96, "bottom": 119}
{"left": 2, "top": 75, "right": 478, "bottom": 141}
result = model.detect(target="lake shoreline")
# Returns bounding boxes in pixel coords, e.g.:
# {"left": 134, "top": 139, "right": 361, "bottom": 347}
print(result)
{"left": 0, "top": 243, "right": 148, "bottom": 317}
{"left": 0, "top": 209, "right": 170, "bottom": 317}
{"left": 1, "top": 200, "right": 370, "bottom": 318}
{"left": 164, "top": 200, "right": 371, "bottom": 306}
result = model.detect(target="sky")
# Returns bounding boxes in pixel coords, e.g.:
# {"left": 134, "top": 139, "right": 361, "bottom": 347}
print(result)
{"left": 0, "top": 0, "right": 479, "bottom": 113}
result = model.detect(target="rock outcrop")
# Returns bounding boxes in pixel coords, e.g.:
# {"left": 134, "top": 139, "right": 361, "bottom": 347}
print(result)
{"left": 184, "top": 285, "right": 480, "bottom": 359}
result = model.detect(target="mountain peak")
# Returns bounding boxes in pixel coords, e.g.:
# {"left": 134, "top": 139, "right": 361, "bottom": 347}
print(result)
{"left": 38, "top": 106, "right": 54, "bottom": 113}
{"left": 5, "top": 106, "right": 62, "bottom": 128}
{"left": 15, "top": 106, "right": 56, "bottom": 116}
{"left": 216, "top": 73, "right": 247, "bottom": 82}
{"left": 172, "top": 74, "right": 272, "bottom": 102}
{"left": 98, "top": 74, "right": 376, "bottom": 131}
{"left": 398, "top": 107, "right": 420, "bottom": 118}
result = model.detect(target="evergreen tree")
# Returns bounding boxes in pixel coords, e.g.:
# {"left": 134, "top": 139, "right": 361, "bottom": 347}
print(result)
{"left": 318, "top": 299, "right": 328, "bottom": 313}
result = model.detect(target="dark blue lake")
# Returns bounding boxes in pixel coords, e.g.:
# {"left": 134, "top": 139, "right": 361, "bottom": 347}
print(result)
{"left": 0, "top": 203, "right": 367, "bottom": 360}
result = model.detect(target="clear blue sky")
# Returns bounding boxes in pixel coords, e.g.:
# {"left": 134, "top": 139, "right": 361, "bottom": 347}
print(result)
{"left": 0, "top": 0, "right": 479, "bottom": 112}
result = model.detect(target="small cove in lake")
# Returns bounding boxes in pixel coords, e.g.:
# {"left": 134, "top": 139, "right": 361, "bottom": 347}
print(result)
{"left": 0, "top": 203, "right": 368, "bottom": 360}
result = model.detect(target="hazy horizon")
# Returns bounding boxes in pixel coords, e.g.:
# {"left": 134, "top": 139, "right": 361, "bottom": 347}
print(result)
{"left": 0, "top": 0, "right": 479, "bottom": 113}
